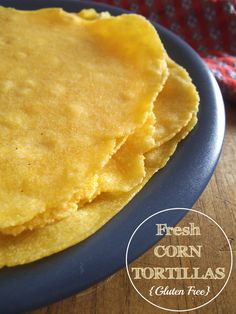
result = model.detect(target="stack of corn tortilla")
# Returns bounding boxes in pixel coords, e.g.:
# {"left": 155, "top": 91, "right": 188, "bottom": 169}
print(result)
{"left": 0, "top": 7, "right": 199, "bottom": 267}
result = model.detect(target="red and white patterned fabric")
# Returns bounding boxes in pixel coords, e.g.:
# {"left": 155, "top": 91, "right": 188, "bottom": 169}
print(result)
{"left": 94, "top": 0, "right": 236, "bottom": 102}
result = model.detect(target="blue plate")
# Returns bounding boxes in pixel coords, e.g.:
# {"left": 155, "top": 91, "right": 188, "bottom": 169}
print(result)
{"left": 0, "top": 1, "right": 225, "bottom": 313}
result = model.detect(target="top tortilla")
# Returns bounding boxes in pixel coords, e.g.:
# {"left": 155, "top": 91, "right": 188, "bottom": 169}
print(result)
{"left": 0, "top": 7, "right": 167, "bottom": 228}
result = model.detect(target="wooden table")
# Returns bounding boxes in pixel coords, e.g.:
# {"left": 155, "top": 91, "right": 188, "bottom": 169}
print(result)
{"left": 33, "top": 103, "right": 236, "bottom": 314}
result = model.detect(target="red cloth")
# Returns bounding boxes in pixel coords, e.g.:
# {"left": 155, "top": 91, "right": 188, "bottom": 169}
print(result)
{"left": 94, "top": 0, "right": 236, "bottom": 102}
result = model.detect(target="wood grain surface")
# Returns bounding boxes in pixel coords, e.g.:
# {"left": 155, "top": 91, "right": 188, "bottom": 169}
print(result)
{"left": 32, "top": 102, "right": 236, "bottom": 314}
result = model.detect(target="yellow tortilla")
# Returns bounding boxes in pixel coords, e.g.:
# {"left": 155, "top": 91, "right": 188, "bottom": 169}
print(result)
{"left": 0, "top": 8, "right": 200, "bottom": 267}
{"left": 0, "top": 7, "right": 168, "bottom": 229}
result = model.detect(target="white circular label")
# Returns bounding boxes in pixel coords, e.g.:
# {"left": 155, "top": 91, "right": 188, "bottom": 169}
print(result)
{"left": 125, "top": 208, "right": 233, "bottom": 312}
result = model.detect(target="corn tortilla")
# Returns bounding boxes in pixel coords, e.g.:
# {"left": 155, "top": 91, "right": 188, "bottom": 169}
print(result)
{"left": 0, "top": 7, "right": 167, "bottom": 229}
